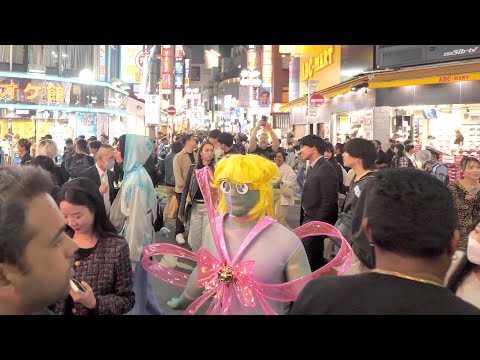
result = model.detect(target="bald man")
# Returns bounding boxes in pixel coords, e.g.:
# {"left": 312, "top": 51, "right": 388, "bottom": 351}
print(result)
{"left": 78, "top": 144, "right": 118, "bottom": 214}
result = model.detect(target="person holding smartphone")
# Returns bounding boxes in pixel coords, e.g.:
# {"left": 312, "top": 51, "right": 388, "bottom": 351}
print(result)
{"left": 249, "top": 116, "right": 280, "bottom": 161}
{"left": 51, "top": 177, "right": 135, "bottom": 315}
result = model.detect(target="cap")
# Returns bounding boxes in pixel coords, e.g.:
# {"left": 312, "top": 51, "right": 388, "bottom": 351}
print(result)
{"left": 425, "top": 146, "right": 443, "bottom": 157}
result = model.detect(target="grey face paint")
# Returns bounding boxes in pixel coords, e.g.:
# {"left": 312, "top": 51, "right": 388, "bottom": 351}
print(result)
{"left": 220, "top": 180, "right": 259, "bottom": 217}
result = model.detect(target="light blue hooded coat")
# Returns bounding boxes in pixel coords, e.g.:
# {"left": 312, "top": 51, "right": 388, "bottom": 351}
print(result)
{"left": 121, "top": 134, "right": 157, "bottom": 265}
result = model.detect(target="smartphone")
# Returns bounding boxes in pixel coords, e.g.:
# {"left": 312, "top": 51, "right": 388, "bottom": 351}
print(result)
{"left": 70, "top": 278, "right": 86, "bottom": 293}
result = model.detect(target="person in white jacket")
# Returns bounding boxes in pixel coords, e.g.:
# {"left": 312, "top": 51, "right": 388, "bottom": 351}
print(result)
{"left": 273, "top": 150, "right": 298, "bottom": 228}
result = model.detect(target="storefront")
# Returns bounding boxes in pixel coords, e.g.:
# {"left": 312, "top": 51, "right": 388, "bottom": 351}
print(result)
{"left": 0, "top": 71, "right": 128, "bottom": 145}
{"left": 370, "top": 61, "right": 480, "bottom": 153}
{"left": 281, "top": 45, "right": 375, "bottom": 142}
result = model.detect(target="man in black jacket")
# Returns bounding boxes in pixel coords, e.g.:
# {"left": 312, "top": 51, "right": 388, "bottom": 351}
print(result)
{"left": 77, "top": 144, "right": 117, "bottom": 214}
{"left": 290, "top": 169, "right": 480, "bottom": 315}
{"left": 332, "top": 138, "right": 377, "bottom": 266}
{"left": 299, "top": 135, "right": 338, "bottom": 271}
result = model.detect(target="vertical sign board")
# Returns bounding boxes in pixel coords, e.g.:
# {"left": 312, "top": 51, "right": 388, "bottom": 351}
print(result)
{"left": 99, "top": 45, "right": 106, "bottom": 81}
{"left": 363, "top": 108, "right": 373, "bottom": 140}
{"left": 145, "top": 94, "right": 161, "bottom": 125}
{"left": 184, "top": 58, "right": 190, "bottom": 92}
{"left": 120, "top": 45, "right": 144, "bottom": 84}
{"left": 161, "top": 45, "right": 172, "bottom": 95}
{"left": 174, "top": 45, "right": 184, "bottom": 111}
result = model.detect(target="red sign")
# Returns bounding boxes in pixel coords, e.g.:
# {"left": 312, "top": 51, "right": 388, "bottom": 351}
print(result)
{"left": 310, "top": 93, "right": 324, "bottom": 107}
{"left": 136, "top": 51, "right": 149, "bottom": 70}
{"left": 167, "top": 105, "right": 176, "bottom": 116}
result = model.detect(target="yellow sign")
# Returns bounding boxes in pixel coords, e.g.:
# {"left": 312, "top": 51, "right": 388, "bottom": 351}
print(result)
{"left": 301, "top": 47, "right": 334, "bottom": 81}
{"left": 369, "top": 72, "right": 480, "bottom": 89}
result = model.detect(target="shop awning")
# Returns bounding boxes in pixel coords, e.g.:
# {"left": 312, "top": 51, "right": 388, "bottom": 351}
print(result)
{"left": 368, "top": 61, "right": 480, "bottom": 88}
{"left": 279, "top": 75, "right": 370, "bottom": 112}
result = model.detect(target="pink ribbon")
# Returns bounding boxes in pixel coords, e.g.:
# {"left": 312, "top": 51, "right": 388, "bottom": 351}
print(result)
{"left": 142, "top": 166, "right": 353, "bottom": 314}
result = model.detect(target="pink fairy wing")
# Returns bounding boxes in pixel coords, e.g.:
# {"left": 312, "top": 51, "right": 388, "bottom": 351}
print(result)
{"left": 251, "top": 221, "right": 353, "bottom": 302}
{"left": 142, "top": 243, "right": 197, "bottom": 287}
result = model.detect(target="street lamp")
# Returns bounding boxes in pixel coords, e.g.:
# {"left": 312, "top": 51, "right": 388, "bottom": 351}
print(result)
{"left": 79, "top": 68, "right": 94, "bottom": 83}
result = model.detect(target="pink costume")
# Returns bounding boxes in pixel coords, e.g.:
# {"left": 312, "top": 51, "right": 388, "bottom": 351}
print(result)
{"left": 142, "top": 166, "right": 353, "bottom": 314}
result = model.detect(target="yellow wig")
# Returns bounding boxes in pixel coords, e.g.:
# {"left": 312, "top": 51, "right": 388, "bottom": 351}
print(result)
{"left": 214, "top": 154, "right": 280, "bottom": 220}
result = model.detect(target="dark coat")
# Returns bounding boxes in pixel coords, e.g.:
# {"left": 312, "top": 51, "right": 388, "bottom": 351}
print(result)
{"left": 50, "top": 235, "right": 135, "bottom": 315}
{"left": 78, "top": 165, "right": 118, "bottom": 205}
{"left": 301, "top": 157, "right": 339, "bottom": 225}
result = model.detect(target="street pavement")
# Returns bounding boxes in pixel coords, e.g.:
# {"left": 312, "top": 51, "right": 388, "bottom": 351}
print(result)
{"left": 149, "top": 194, "right": 302, "bottom": 315}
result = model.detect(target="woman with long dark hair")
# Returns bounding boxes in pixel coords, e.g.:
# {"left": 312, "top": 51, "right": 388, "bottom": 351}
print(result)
{"left": 178, "top": 140, "right": 215, "bottom": 252}
{"left": 446, "top": 215, "right": 480, "bottom": 309}
{"left": 51, "top": 177, "right": 135, "bottom": 315}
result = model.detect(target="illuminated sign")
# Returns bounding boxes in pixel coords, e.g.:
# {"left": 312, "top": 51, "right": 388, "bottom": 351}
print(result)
{"left": 174, "top": 46, "right": 184, "bottom": 90}
{"left": 438, "top": 74, "right": 471, "bottom": 83}
{"left": 0, "top": 80, "right": 18, "bottom": 99}
{"left": 175, "top": 45, "right": 184, "bottom": 59}
{"left": 174, "top": 88, "right": 183, "bottom": 111}
{"left": 444, "top": 47, "right": 478, "bottom": 57}
{"left": 262, "top": 45, "right": 272, "bottom": 88}
{"left": 99, "top": 45, "right": 106, "bottom": 81}
{"left": 279, "top": 45, "right": 295, "bottom": 54}
{"left": 0, "top": 80, "right": 64, "bottom": 103}
{"left": 184, "top": 59, "right": 190, "bottom": 91}
{"left": 120, "top": 45, "right": 145, "bottom": 84}
{"left": 161, "top": 45, "right": 172, "bottom": 92}
{"left": 301, "top": 46, "right": 334, "bottom": 81}
{"left": 247, "top": 50, "right": 256, "bottom": 70}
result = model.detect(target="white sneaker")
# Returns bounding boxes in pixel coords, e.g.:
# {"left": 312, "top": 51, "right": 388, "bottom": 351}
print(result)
{"left": 175, "top": 233, "right": 186, "bottom": 244}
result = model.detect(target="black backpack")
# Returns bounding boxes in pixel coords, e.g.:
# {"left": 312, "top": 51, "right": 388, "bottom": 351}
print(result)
{"left": 68, "top": 154, "right": 92, "bottom": 178}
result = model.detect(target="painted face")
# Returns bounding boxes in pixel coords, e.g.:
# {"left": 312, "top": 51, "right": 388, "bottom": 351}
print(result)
{"left": 60, "top": 201, "right": 95, "bottom": 235}
{"left": 7, "top": 194, "right": 77, "bottom": 314}
{"left": 220, "top": 180, "right": 259, "bottom": 217}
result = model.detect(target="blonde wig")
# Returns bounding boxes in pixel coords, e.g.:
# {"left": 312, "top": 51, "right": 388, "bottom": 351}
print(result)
{"left": 214, "top": 154, "right": 280, "bottom": 220}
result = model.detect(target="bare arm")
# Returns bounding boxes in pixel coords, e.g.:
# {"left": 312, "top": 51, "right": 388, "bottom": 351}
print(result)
{"left": 266, "top": 126, "right": 280, "bottom": 152}
{"left": 249, "top": 124, "right": 260, "bottom": 152}
{"left": 286, "top": 244, "right": 311, "bottom": 282}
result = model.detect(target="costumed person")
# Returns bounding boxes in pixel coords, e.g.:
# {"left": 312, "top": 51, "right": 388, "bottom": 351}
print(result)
{"left": 109, "top": 134, "right": 165, "bottom": 315}
{"left": 141, "top": 154, "right": 353, "bottom": 315}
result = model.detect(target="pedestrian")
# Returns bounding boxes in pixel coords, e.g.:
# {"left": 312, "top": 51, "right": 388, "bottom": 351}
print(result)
{"left": 0, "top": 166, "right": 77, "bottom": 314}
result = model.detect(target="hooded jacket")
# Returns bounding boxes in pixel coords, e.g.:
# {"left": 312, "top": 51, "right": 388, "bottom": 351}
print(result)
{"left": 121, "top": 135, "right": 157, "bottom": 265}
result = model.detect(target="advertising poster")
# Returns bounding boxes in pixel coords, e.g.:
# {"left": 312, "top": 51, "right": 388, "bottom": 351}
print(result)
{"left": 77, "top": 113, "right": 97, "bottom": 138}
{"left": 259, "top": 88, "right": 270, "bottom": 107}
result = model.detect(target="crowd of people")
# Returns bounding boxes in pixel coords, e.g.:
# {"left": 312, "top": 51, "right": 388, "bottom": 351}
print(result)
{"left": 1, "top": 119, "right": 480, "bottom": 315}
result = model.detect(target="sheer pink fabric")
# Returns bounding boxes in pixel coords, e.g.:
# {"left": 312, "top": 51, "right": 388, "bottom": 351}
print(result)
{"left": 142, "top": 166, "right": 353, "bottom": 314}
